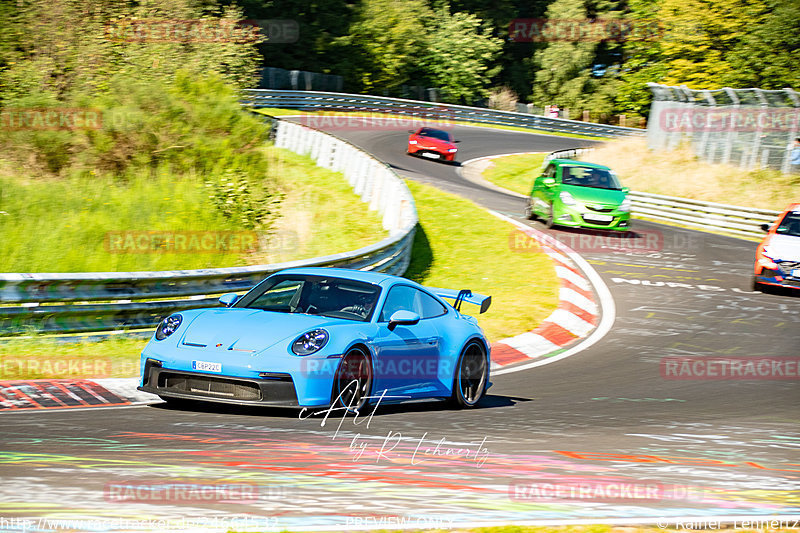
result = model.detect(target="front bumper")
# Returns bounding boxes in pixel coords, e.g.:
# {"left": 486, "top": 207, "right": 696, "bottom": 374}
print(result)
{"left": 754, "top": 267, "right": 800, "bottom": 289}
{"left": 408, "top": 145, "right": 456, "bottom": 161}
{"left": 138, "top": 348, "right": 340, "bottom": 408}
{"left": 139, "top": 364, "right": 302, "bottom": 407}
{"left": 555, "top": 205, "right": 631, "bottom": 231}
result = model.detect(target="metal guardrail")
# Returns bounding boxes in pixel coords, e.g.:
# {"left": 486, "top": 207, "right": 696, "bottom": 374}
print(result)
{"left": 543, "top": 148, "right": 781, "bottom": 238}
{"left": 0, "top": 118, "right": 418, "bottom": 335}
{"left": 628, "top": 191, "right": 779, "bottom": 239}
{"left": 241, "top": 89, "right": 645, "bottom": 139}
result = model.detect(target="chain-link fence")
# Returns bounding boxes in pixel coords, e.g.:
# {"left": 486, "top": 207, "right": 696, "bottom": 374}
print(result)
{"left": 647, "top": 83, "right": 800, "bottom": 173}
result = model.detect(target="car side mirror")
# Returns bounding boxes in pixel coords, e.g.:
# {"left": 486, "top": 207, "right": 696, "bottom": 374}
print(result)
{"left": 388, "top": 310, "right": 420, "bottom": 331}
{"left": 543, "top": 178, "right": 556, "bottom": 187}
{"left": 219, "top": 293, "right": 240, "bottom": 307}
{"left": 760, "top": 223, "right": 771, "bottom": 232}
{"left": 408, "top": 130, "right": 415, "bottom": 134}
{"left": 454, "top": 139, "right": 461, "bottom": 143}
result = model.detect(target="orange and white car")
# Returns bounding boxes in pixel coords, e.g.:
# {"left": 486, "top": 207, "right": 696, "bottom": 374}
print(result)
{"left": 753, "top": 202, "right": 800, "bottom": 291}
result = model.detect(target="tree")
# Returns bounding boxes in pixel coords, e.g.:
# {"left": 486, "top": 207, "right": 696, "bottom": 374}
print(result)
{"left": 335, "top": 0, "right": 431, "bottom": 94}
{"left": 725, "top": 0, "right": 800, "bottom": 89}
{"left": 529, "top": 0, "right": 626, "bottom": 119}
{"left": 420, "top": 5, "right": 503, "bottom": 104}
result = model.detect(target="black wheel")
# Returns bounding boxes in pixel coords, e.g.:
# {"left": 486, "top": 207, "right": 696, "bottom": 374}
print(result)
{"left": 451, "top": 341, "right": 488, "bottom": 408}
{"left": 751, "top": 276, "right": 762, "bottom": 292}
{"left": 332, "top": 347, "right": 373, "bottom": 413}
{"left": 544, "top": 202, "right": 555, "bottom": 229}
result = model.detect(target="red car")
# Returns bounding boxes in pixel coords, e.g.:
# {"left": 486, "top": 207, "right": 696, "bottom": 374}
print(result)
{"left": 753, "top": 202, "right": 800, "bottom": 291}
{"left": 407, "top": 127, "right": 459, "bottom": 162}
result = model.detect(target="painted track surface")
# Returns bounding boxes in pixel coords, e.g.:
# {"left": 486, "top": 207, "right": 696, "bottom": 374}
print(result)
{"left": 1, "top": 121, "right": 798, "bottom": 531}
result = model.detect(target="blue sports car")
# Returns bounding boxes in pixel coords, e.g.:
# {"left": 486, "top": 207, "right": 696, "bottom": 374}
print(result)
{"left": 138, "top": 267, "right": 492, "bottom": 412}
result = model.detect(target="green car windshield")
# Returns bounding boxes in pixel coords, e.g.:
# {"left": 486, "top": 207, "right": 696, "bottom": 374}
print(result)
{"left": 561, "top": 166, "right": 622, "bottom": 190}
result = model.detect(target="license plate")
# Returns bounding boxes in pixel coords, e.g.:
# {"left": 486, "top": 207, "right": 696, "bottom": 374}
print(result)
{"left": 192, "top": 360, "right": 222, "bottom": 373}
{"left": 584, "top": 214, "right": 613, "bottom": 222}
{"left": 421, "top": 152, "right": 440, "bottom": 159}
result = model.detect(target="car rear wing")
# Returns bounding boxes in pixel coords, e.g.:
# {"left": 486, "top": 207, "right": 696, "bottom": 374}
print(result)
{"left": 426, "top": 287, "right": 491, "bottom": 314}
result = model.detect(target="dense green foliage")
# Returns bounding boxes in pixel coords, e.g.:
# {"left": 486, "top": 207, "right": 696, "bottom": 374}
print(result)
{"left": 232, "top": 0, "right": 797, "bottom": 119}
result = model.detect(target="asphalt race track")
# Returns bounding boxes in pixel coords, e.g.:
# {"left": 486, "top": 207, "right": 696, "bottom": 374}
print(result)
{"left": 1, "top": 120, "right": 798, "bottom": 532}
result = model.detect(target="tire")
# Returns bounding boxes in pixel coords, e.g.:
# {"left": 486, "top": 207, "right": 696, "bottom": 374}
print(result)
{"left": 544, "top": 202, "right": 556, "bottom": 229}
{"left": 751, "top": 276, "right": 762, "bottom": 292}
{"left": 332, "top": 346, "right": 373, "bottom": 413}
{"left": 451, "top": 341, "right": 488, "bottom": 408}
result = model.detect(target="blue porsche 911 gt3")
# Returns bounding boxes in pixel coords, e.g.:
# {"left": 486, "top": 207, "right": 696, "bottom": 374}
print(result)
{"left": 138, "top": 267, "right": 492, "bottom": 412}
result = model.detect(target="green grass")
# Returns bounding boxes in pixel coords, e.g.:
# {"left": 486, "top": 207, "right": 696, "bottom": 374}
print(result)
{"left": 482, "top": 153, "right": 548, "bottom": 196}
{"left": 4, "top": 178, "right": 562, "bottom": 379}
{"left": 0, "top": 335, "right": 147, "bottom": 379}
{"left": 482, "top": 138, "right": 800, "bottom": 213}
{"left": 0, "top": 146, "right": 385, "bottom": 272}
{"left": 251, "top": 108, "right": 607, "bottom": 140}
{"left": 404, "top": 180, "right": 559, "bottom": 342}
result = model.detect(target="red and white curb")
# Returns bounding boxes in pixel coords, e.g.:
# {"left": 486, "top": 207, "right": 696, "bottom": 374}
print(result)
{"left": 0, "top": 377, "right": 155, "bottom": 411}
{"left": 489, "top": 211, "right": 616, "bottom": 374}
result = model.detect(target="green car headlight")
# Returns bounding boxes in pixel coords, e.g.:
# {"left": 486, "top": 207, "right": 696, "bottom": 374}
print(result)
{"left": 620, "top": 198, "right": 632, "bottom": 212}
{"left": 559, "top": 191, "right": 577, "bottom": 206}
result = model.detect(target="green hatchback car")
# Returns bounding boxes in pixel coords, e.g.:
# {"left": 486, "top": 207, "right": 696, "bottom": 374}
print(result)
{"left": 525, "top": 159, "right": 631, "bottom": 231}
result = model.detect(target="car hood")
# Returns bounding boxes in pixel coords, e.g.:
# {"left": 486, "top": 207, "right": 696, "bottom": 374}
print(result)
{"left": 180, "top": 308, "right": 347, "bottom": 352}
{"left": 561, "top": 185, "right": 626, "bottom": 205}
{"left": 765, "top": 234, "right": 800, "bottom": 261}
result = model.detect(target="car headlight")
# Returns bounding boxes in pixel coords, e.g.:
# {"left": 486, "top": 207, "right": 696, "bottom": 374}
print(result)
{"left": 620, "top": 198, "right": 632, "bottom": 212}
{"left": 292, "top": 329, "right": 329, "bottom": 356}
{"left": 155, "top": 314, "right": 182, "bottom": 341}
{"left": 559, "top": 191, "right": 577, "bottom": 206}
{"left": 409, "top": 140, "right": 418, "bottom": 145}
{"left": 447, "top": 148, "right": 458, "bottom": 153}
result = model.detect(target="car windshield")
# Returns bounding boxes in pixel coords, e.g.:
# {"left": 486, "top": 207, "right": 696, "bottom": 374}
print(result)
{"left": 418, "top": 128, "right": 451, "bottom": 142}
{"left": 776, "top": 211, "right": 800, "bottom": 237}
{"left": 235, "top": 274, "right": 381, "bottom": 322}
{"left": 561, "top": 166, "right": 622, "bottom": 190}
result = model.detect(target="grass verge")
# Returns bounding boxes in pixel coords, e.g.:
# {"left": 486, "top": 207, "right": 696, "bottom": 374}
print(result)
{"left": 580, "top": 137, "right": 798, "bottom": 211}
{"left": 0, "top": 146, "right": 385, "bottom": 272}
{"left": 480, "top": 137, "right": 799, "bottom": 213}
{"left": 482, "top": 153, "right": 548, "bottom": 196}
{"left": 3, "top": 180, "right": 561, "bottom": 379}
{"left": 404, "top": 180, "right": 559, "bottom": 342}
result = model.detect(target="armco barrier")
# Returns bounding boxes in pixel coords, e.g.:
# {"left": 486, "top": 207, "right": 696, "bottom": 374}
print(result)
{"left": 628, "top": 191, "right": 779, "bottom": 239}
{"left": 241, "top": 89, "right": 645, "bottom": 139}
{"left": 0, "top": 118, "right": 417, "bottom": 335}
{"left": 543, "top": 148, "right": 781, "bottom": 238}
